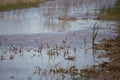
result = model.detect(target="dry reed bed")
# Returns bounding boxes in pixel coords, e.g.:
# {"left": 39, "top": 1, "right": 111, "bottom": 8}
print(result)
{"left": 0, "top": 0, "right": 45, "bottom": 6}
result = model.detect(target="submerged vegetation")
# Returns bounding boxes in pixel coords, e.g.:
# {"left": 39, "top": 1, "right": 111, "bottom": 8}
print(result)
{"left": 0, "top": 0, "right": 47, "bottom": 11}
{"left": 99, "top": 0, "right": 120, "bottom": 21}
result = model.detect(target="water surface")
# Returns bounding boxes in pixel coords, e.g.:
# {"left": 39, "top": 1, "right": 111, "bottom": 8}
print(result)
{"left": 0, "top": 0, "right": 117, "bottom": 80}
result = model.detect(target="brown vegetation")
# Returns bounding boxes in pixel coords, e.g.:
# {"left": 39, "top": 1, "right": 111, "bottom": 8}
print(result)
{"left": 0, "top": 0, "right": 47, "bottom": 11}
{"left": 80, "top": 0, "right": 120, "bottom": 79}
{"left": 0, "top": 0, "right": 45, "bottom": 6}
{"left": 81, "top": 24, "right": 120, "bottom": 80}
{"left": 98, "top": 0, "right": 120, "bottom": 21}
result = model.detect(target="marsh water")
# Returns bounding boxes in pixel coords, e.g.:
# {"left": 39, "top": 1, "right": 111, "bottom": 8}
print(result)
{"left": 0, "top": 0, "right": 118, "bottom": 80}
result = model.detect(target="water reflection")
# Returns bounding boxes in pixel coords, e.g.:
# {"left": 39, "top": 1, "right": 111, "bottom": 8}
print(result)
{"left": 0, "top": 0, "right": 116, "bottom": 34}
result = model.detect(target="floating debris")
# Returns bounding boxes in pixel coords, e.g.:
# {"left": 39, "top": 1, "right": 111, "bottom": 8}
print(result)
{"left": 10, "top": 76, "right": 14, "bottom": 79}
{"left": 65, "top": 56, "right": 76, "bottom": 61}
{"left": 58, "top": 17, "right": 77, "bottom": 21}
{"left": 63, "top": 40, "right": 66, "bottom": 43}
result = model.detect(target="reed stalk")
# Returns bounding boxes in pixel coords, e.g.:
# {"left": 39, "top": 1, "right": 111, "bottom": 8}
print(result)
{"left": 92, "top": 23, "right": 99, "bottom": 47}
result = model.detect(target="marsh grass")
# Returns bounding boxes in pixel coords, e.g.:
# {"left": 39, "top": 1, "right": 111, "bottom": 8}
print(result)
{"left": 99, "top": 0, "right": 120, "bottom": 21}
{"left": 0, "top": 0, "right": 47, "bottom": 11}
{"left": 92, "top": 23, "right": 99, "bottom": 67}
{"left": 83, "top": 35, "right": 87, "bottom": 48}
{"left": 83, "top": 35, "right": 87, "bottom": 54}
{"left": 92, "top": 23, "right": 99, "bottom": 47}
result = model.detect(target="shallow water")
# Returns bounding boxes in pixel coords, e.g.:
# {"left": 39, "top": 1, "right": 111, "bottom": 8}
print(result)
{"left": 0, "top": 0, "right": 118, "bottom": 80}
{"left": 0, "top": 0, "right": 116, "bottom": 34}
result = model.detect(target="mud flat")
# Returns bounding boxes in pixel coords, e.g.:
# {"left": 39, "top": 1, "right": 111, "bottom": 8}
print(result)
{"left": 80, "top": 24, "right": 120, "bottom": 80}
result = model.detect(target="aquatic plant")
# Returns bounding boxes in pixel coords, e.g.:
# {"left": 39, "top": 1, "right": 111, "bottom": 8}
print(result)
{"left": 73, "top": 47, "right": 76, "bottom": 54}
{"left": 92, "top": 23, "right": 99, "bottom": 47}
{"left": 83, "top": 35, "right": 87, "bottom": 54}
{"left": 0, "top": 55, "right": 5, "bottom": 60}
{"left": 10, "top": 55, "right": 14, "bottom": 60}
{"left": 83, "top": 35, "right": 87, "bottom": 48}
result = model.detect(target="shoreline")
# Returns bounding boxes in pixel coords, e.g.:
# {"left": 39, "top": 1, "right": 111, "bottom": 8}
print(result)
{"left": 80, "top": 21, "right": 120, "bottom": 80}
{"left": 80, "top": 0, "right": 120, "bottom": 79}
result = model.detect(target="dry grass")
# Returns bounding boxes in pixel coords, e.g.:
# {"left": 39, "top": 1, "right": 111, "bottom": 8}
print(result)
{"left": 0, "top": 0, "right": 44, "bottom": 6}
{"left": 0, "top": 0, "right": 47, "bottom": 11}
{"left": 99, "top": 0, "right": 120, "bottom": 21}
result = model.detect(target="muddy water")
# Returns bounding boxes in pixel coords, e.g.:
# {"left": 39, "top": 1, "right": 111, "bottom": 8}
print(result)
{"left": 0, "top": 0, "right": 117, "bottom": 80}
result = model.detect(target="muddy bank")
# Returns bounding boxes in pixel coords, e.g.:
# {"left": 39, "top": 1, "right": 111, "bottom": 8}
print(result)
{"left": 80, "top": 0, "right": 120, "bottom": 79}
{"left": 80, "top": 23, "right": 120, "bottom": 80}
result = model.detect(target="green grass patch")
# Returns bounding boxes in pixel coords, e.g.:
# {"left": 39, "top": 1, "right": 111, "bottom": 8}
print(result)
{"left": 99, "top": 0, "right": 120, "bottom": 21}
